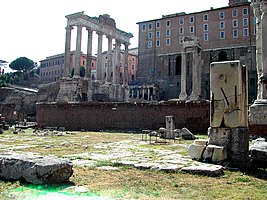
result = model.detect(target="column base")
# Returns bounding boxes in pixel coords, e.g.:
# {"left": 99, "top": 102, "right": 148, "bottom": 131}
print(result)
{"left": 249, "top": 99, "right": 267, "bottom": 135}
{"left": 179, "top": 92, "right": 188, "bottom": 101}
{"left": 189, "top": 92, "right": 201, "bottom": 101}
{"left": 208, "top": 127, "right": 250, "bottom": 168}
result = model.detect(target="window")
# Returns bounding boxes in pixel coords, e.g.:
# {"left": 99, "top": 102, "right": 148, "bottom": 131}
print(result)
{"left": 204, "top": 33, "right": 208, "bottom": 41}
{"left": 254, "top": 27, "right": 257, "bottom": 35}
{"left": 156, "top": 31, "right": 160, "bottom": 38}
{"left": 243, "top": 8, "right": 248, "bottom": 15}
{"left": 166, "top": 38, "right": 170, "bottom": 45}
{"left": 203, "top": 14, "right": 208, "bottom": 21}
{"left": 142, "top": 24, "right": 146, "bottom": 32}
{"left": 220, "top": 31, "right": 225, "bottom": 39}
{"left": 243, "top": 18, "right": 248, "bottom": 26}
{"left": 219, "top": 12, "right": 225, "bottom": 20}
{"left": 166, "top": 20, "right": 170, "bottom": 27}
{"left": 190, "top": 16, "right": 194, "bottom": 23}
{"left": 233, "top": 29, "right": 238, "bottom": 38}
{"left": 148, "top": 32, "right": 152, "bottom": 39}
{"left": 233, "top": 19, "right": 238, "bottom": 28}
{"left": 179, "top": 18, "right": 184, "bottom": 25}
{"left": 156, "top": 40, "right": 160, "bottom": 47}
{"left": 243, "top": 28, "right": 249, "bottom": 36}
{"left": 148, "top": 23, "right": 152, "bottom": 30}
{"left": 179, "top": 27, "right": 184, "bottom": 35}
{"left": 232, "top": 9, "right": 238, "bottom": 17}
{"left": 166, "top": 29, "right": 170, "bottom": 36}
{"left": 254, "top": 17, "right": 256, "bottom": 25}
{"left": 190, "top": 26, "right": 194, "bottom": 33}
{"left": 220, "top": 21, "right": 225, "bottom": 29}
{"left": 156, "top": 21, "right": 161, "bottom": 28}
{"left": 179, "top": 36, "right": 184, "bottom": 44}
{"left": 147, "top": 41, "right": 152, "bottom": 48}
{"left": 203, "top": 24, "right": 208, "bottom": 32}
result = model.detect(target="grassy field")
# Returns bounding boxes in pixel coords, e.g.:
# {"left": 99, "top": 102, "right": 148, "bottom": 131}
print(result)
{"left": 0, "top": 129, "right": 266, "bottom": 200}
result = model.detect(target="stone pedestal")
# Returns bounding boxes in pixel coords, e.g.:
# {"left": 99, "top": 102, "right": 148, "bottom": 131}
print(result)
{"left": 165, "top": 115, "right": 175, "bottom": 139}
{"left": 56, "top": 77, "right": 88, "bottom": 102}
{"left": 208, "top": 127, "right": 250, "bottom": 167}
{"left": 249, "top": 99, "right": 267, "bottom": 135}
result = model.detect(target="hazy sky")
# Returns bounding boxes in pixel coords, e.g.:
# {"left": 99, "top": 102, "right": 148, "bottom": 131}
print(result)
{"left": 0, "top": 0, "right": 229, "bottom": 69}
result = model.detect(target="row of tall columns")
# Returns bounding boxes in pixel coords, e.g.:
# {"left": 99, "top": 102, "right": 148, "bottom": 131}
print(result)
{"left": 179, "top": 46, "right": 202, "bottom": 101}
{"left": 63, "top": 24, "right": 130, "bottom": 85}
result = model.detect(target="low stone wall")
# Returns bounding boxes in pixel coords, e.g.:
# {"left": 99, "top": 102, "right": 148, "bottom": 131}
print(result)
{"left": 36, "top": 101, "right": 210, "bottom": 133}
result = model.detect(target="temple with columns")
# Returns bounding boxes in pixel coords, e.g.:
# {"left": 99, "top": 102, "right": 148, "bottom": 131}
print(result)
{"left": 56, "top": 12, "right": 133, "bottom": 102}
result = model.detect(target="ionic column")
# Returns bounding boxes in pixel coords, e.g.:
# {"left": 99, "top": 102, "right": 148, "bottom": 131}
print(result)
{"left": 147, "top": 87, "right": 151, "bottom": 101}
{"left": 190, "top": 47, "right": 201, "bottom": 100}
{"left": 113, "top": 39, "right": 121, "bottom": 84}
{"left": 137, "top": 87, "right": 140, "bottom": 99}
{"left": 74, "top": 24, "right": 83, "bottom": 77}
{"left": 96, "top": 32, "right": 103, "bottom": 81}
{"left": 64, "top": 25, "right": 73, "bottom": 77}
{"left": 123, "top": 43, "right": 130, "bottom": 86}
{"left": 179, "top": 49, "right": 188, "bottom": 100}
{"left": 106, "top": 35, "right": 113, "bottom": 83}
{"left": 86, "top": 28, "right": 93, "bottom": 79}
{"left": 261, "top": 2, "right": 267, "bottom": 99}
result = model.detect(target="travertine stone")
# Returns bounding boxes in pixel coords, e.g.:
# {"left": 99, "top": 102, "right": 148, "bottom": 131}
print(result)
{"left": 165, "top": 115, "right": 175, "bottom": 139}
{"left": 208, "top": 127, "right": 250, "bottom": 167}
{"left": 210, "top": 61, "right": 248, "bottom": 128}
{"left": 202, "top": 144, "right": 227, "bottom": 162}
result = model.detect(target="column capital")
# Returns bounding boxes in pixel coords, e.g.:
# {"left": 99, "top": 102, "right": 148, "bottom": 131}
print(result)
{"left": 86, "top": 27, "right": 93, "bottom": 32}
{"left": 65, "top": 25, "right": 73, "bottom": 30}
{"left": 115, "top": 39, "right": 123, "bottom": 45}
{"left": 124, "top": 42, "right": 130, "bottom": 47}
{"left": 106, "top": 35, "right": 113, "bottom": 40}
{"left": 96, "top": 31, "right": 103, "bottom": 36}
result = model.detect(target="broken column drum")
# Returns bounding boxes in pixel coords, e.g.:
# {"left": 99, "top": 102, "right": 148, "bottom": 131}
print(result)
{"left": 208, "top": 61, "right": 250, "bottom": 167}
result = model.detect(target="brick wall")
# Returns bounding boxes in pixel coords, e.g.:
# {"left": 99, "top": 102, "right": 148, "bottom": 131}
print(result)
{"left": 36, "top": 101, "right": 210, "bottom": 133}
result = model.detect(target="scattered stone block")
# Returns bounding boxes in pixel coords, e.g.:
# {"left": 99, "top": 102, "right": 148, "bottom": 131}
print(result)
{"left": 178, "top": 127, "right": 197, "bottom": 140}
{"left": 0, "top": 152, "right": 73, "bottom": 184}
{"left": 188, "top": 139, "right": 208, "bottom": 160}
{"left": 202, "top": 145, "right": 227, "bottom": 162}
{"left": 250, "top": 138, "right": 267, "bottom": 167}
{"left": 181, "top": 163, "right": 224, "bottom": 176}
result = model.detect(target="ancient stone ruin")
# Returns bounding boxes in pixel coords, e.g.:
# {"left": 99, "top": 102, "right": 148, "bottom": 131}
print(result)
{"left": 249, "top": 0, "right": 267, "bottom": 135}
{"left": 189, "top": 61, "right": 250, "bottom": 168}
{"left": 56, "top": 12, "right": 133, "bottom": 103}
{"left": 0, "top": 152, "right": 73, "bottom": 184}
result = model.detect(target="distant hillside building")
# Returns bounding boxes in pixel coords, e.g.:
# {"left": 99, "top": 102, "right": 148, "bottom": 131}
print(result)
{"left": 137, "top": 0, "right": 257, "bottom": 102}
{"left": 39, "top": 51, "right": 96, "bottom": 83}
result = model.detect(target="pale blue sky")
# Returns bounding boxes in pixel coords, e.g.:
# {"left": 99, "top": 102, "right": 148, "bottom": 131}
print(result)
{"left": 0, "top": 0, "right": 229, "bottom": 71}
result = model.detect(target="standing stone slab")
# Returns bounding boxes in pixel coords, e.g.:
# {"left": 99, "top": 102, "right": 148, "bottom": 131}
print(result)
{"left": 0, "top": 152, "right": 73, "bottom": 184}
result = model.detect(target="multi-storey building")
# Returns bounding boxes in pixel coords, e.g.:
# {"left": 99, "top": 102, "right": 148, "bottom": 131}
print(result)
{"left": 137, "top": 0, "right": 257, "bottom": 102}
{"left": 39, "top": 48, "right": 138, "bottom": 84}
{"left": 39, "top": 51, "right": 96, "bottom": 83}
{"left": 100, "top": 47, "right": 138, "bottom": 84}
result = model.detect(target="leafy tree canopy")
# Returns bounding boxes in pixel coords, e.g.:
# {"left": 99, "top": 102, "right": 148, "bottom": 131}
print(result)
{"left": 9, "top": 57, "right": 35, "bottom": 72}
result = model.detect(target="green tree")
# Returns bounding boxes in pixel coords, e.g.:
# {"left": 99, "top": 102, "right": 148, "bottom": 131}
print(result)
{"left": 9, "top": 57, "right": 35, "bottom": 72}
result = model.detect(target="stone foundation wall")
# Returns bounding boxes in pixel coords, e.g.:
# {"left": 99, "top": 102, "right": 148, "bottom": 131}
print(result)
{"left": 36, "top": 101, "right": 210, "bottom": 133}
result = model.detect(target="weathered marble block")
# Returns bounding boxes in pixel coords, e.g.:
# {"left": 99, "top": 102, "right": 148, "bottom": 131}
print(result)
{"left": 0, "top": 152, "right": 73, "bottom": 184}
{"left": 210, "top": 61, "right": 248, "bottom": 128}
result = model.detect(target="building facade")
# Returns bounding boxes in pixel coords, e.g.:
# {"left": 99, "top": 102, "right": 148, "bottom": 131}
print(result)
{"left": 137, "top": 0, "right": 257, "bottom": 102}
{"left": 39, "top": 49, "right": 138, "bottom": 84}
{"left": 39, "top": 51, "right": 96, "bottom": 83}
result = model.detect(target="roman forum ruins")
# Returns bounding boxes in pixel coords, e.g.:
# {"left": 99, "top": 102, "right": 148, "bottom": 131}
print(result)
{"left": 56, "top": 12, "right": 133, "bottom": 102}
